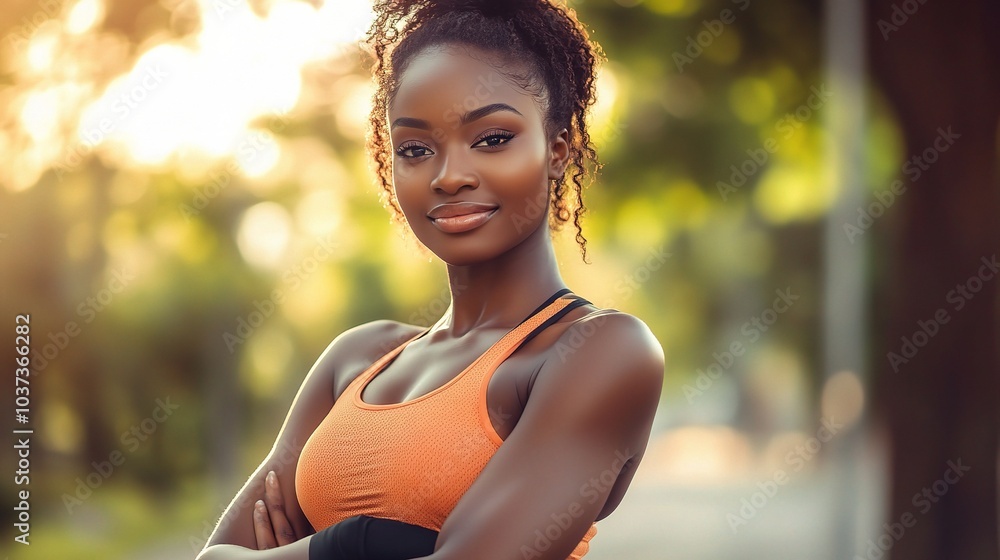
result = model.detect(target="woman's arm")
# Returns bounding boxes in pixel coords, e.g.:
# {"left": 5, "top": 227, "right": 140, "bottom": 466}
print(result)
{"left": 199, "top": 316, "right": 663, "bottom": 560}
{"left": 413, "top": 314, "right": 664, "bottom": 560}
{"left": 198, "top": 539, "right": 312, "bottom": 560}
{"left": 198, "top": 482, "right": 312, "bottom": 560}
{"left": 198, "top": 513, "right": 438, "bottom": 560}
{"left": 241, "top": 474, "right": 440, "bottom": 560}
{"left": 204, "top": 322, "right": 393, "bottom": 550}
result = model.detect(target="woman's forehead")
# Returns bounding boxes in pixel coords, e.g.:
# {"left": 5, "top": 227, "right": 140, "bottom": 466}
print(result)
{"left": 389, "top": 45, "right": 542, "bottom": 120}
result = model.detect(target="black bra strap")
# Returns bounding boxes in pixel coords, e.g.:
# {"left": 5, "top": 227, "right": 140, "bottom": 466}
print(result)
{"left": 516, "top": 287, "right": 575, "bottom": 326}
{"left": 415, "top": 288, "right": 587, "bottom": 341}
{"left": 519, "top": 297, "right": 594, "bottom": 348}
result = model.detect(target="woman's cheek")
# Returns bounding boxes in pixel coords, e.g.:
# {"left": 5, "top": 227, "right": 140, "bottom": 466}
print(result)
{"left": 494, "top": 148, "right": 549, "bottom": 198}
{"left": 392, "top": 160, "right": 422, "bottom": 188}
{"left": 393, "top": 163, "right": 431, "bottom": 204}
{"left": 489, "top": 173, "right": 550, "bottom": 230}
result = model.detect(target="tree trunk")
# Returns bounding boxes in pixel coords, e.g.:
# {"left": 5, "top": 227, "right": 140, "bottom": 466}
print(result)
{"left": 869, "top": 1, "right": 999, "bottom": 559}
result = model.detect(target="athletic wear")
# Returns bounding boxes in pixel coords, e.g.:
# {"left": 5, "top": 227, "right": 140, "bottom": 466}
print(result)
{"left": 296, "top": 289, "right": 601, "bottom": 559}
{"left": 308, "top": 515, "right": 437, "bottom": 560}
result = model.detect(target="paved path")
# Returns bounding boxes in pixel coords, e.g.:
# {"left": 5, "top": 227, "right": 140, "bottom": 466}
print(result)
{"left": 584, "top": 431, "right": 885, "bottom": 560}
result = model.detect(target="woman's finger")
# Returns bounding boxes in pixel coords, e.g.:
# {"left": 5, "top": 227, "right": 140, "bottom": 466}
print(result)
{"left": 264, "top": 470, "right": 298, "bottom": 546}
{"left": 253, "top": 499, "right": 278, "bottom": 550}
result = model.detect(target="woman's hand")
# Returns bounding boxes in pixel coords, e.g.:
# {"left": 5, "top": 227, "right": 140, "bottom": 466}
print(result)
{"left": 252, "top": 467, "right": 440, "bottom": 559}
{"left": 196, "top": 471, "right": 313, "bottom": 560}
{"left": 254, "top": 470, "right": 301, "bottom": 549}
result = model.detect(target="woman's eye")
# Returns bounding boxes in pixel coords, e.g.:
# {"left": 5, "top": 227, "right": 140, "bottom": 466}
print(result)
{"left": 396, "top": 144, "right": 433, "bottom": 158}
{"left": 473, "top": 131, "right": 515, "bottom": 149}
{"left": 395, "top": 132, "right": 513, "bottom": 158}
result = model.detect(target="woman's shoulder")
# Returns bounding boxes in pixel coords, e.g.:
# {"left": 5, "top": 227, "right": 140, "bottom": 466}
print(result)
{"left": 323, "top": 319, "right": 424, "bottom": 359}
{"left": 315, "top": 319, "right": 426, "bottom": 398}
{"left": 565, "top": 307, "right": 662, "bottom": 352}
{"left": 545, "top": 308, "right": 665, "bottom": 390}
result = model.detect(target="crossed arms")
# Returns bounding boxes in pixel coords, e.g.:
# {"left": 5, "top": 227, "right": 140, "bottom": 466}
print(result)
{"left": 198, "top": 314, "right": 664, "bottom": 560}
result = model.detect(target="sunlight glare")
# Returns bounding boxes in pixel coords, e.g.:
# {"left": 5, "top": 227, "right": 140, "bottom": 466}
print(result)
{"left": 236, "top": 201, "right": 294, "bottom": 270}
{"left": 20, "top": 89, "right": 61, "bottom": 145}
{"left": 592, "top": 64, "right": 620, "bottom": 126}
{"left": 73, "top": 0, "right": 374, "bottom": 168}
{"left": 296, "top": 188, "right": 343, "bottom": 238}
{"left": 26, "top": 26, "right": 59, "bottom": 72}
{"left": 639, "top": 425, "right": 753, "bottom": 484}
{"left": 66, "top": 0, "right": 106, "bottom": 35}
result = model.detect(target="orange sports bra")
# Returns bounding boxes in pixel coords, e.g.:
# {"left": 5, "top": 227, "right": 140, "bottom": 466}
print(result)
{"left": 295, "top": 288, "right": 601, "bottom": 559}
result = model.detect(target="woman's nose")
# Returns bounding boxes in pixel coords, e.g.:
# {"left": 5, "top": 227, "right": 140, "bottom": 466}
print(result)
{"left": 429, "top": 151, "right": 479, "bottom": 194}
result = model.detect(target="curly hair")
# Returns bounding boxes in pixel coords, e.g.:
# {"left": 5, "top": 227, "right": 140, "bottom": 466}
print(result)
{"left": 362, "top": 0, "right": 605, "bottom": 263}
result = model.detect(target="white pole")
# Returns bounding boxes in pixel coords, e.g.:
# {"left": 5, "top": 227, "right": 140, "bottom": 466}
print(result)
{"left": 822, "top": 0, "right": 868, "bottom": 557}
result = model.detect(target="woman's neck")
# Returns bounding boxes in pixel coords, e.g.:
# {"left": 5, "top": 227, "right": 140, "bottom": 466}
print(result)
{"left": 437, "top": 225, "right": 568, "bottom": 338}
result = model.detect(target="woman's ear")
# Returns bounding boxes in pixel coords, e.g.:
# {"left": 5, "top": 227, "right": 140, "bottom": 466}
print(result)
{"left": 547, "top": 128, "right": 571, "bottom": 181}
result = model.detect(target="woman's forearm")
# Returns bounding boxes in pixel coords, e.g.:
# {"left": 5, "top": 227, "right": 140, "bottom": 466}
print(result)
{"left": 197, "top": 537, "right": 312, "bottom": 560}
{"left": 197, "top": 514, "right": 440, "bottom": 560}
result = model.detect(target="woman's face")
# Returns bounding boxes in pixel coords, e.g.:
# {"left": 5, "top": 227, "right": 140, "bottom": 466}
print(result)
{"left": 387, "top": 45, "right": 569, "bottom": 266}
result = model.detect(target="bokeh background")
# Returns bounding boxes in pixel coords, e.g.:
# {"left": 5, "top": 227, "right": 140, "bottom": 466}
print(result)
{"left": 0, "top": 0, "right": 996, "bottom": 559}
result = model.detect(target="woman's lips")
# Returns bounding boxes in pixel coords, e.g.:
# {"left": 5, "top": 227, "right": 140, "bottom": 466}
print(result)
{"left": 430, "top": 208, "right": 499, "bottom": 233}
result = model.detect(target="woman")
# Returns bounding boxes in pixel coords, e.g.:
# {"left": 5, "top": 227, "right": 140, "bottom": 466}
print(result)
{"left": 198, "top": 0, "right": 664, "bottom": 558}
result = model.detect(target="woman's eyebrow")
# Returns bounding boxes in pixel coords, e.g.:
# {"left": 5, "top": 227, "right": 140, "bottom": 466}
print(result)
{"left": 390, "top": 103, "right": 523, "bottom": 131}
